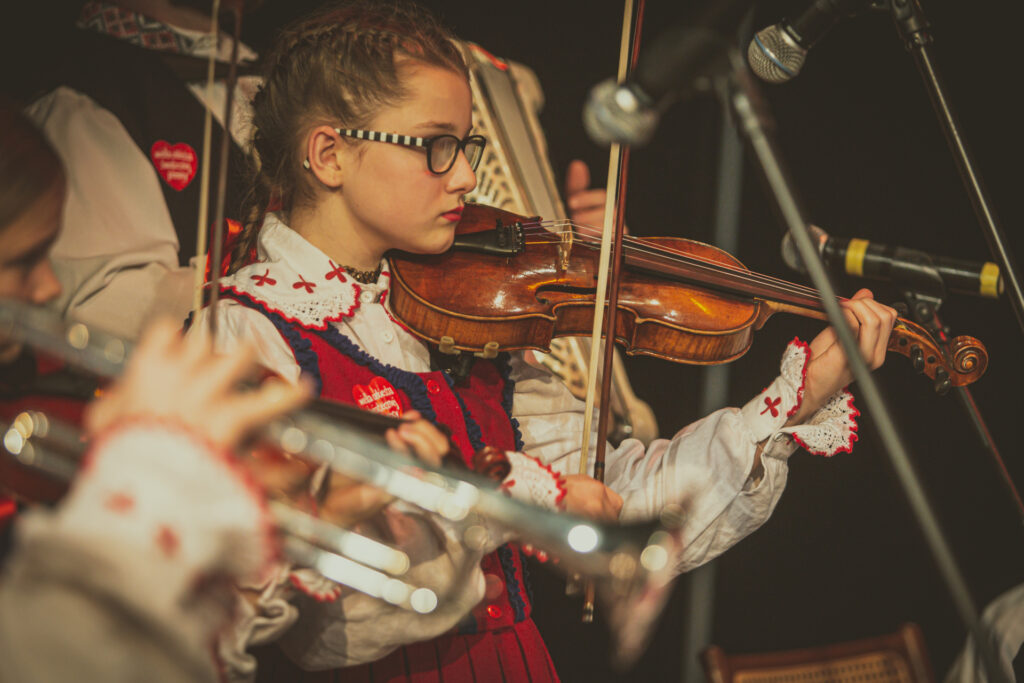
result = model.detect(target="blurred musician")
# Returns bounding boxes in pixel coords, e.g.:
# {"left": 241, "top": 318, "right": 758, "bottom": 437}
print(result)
{"left": 22, "top": 0, "right": 258, "bottom": 340}
{"left": 0, "top": 101, "right": 449, "bottom": 682}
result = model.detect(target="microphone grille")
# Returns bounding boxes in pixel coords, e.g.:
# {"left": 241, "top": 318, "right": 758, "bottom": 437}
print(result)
{"left": 780, "top": 231, "right": 805, "bottom": 273}
{"left": 747, "top": 25, "right": 806, "bottom": 84}
{"left": 781, "top": 224, "right": 829, "bottom": 273}
{"left": 583, "top": 79, "right": 659, "bottom": 147}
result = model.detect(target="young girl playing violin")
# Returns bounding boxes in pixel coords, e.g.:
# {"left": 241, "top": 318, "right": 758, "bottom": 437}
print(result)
{"left": 190, "top": 2, "right": 897, "bottom": 681}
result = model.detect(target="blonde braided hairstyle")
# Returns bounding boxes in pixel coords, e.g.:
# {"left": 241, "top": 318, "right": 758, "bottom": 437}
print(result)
{"left": 229, "top": 0, "right": 467, "bottom": 274}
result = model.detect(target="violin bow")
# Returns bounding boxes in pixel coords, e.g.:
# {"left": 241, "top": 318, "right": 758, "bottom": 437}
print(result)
{"left": 191, "top": 0, "right": 244, "bottom": 338}
{"left": 190, "top": 0, "right": 221, "bottom": 316}
{"left": 206, "top": 1, "right": 244, "bottom": 338}
{"left": 578, "top": 0, "right": 646, "bottom": 622}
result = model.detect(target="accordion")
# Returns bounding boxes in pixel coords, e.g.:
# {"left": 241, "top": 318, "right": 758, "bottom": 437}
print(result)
{"left": 459, "top": 42, "right": 656, "bottom": 446}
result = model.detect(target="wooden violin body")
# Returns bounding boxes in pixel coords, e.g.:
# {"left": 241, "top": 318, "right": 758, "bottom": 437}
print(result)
{"left": 391, "top": 206, "right": 758, "bottom": 363}
{"left": 388, "top": 204, "right": 988, "bottom": 390}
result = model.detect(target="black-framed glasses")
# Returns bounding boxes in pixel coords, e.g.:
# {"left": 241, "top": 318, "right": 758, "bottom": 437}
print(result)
{"left": 335, "top": 128, "right": 486, "bottom": 174}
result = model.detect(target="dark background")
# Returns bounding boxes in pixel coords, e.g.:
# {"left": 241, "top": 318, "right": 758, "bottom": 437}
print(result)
{"left": 5, "top": 0, "right": 1023, "bottom": 679}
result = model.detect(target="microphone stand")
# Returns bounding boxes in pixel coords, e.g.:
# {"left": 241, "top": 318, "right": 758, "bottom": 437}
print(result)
{"left": 875, "top": 0, "right": 1024, "bottom": 340}
{"left": 712, "top": 40, "right": 1009, "bottom": 683}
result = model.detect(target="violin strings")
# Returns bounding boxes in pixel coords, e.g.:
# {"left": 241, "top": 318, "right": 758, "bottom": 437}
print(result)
{"left": 535, "top": 221, "right": 831, "bottom": 304}
{"left": 512, "top": 219, "right": 832, "bottom": 306}
{"left": 537, "top": 218, "right": 825, "bottom": 298}
{"left": 521, "top": 225, "right": 822, "bottom": 303}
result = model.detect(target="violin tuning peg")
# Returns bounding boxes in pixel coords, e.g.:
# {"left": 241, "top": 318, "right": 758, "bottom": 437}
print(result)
{"left": 933, "top": 367, "right": 951, "bottom": 396}
{"left": 910, "top": 346, "right": 926, "bottom": 373}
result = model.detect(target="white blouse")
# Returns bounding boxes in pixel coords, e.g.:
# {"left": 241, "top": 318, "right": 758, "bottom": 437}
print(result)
{"left": 188, "top": 215, "right": 847, "bottom": 674}
{"left": 193, "top": 215, "right": 799, "bottom": 562}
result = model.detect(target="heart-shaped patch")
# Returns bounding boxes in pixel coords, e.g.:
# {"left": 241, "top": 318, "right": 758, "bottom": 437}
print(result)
{"left": 150, "top": 140, "right": 197, "bottom": 191}
{"left": 352, "top": 376, "right": 404, "bottom": 417}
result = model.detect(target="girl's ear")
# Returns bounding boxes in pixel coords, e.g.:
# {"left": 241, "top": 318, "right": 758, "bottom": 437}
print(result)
{"left": 305, "top": 125, "right": 345, "bottom": 188}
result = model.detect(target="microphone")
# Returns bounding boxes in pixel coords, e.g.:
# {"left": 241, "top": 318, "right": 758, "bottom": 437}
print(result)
{"left": 584, "top": 28, "right": 732, "bottom": 146}
{"left": 781, "top": 225, "right": 1004, "bottom": 299}
{"left": 747, "top": 0, "right": 871, "bottom": 83}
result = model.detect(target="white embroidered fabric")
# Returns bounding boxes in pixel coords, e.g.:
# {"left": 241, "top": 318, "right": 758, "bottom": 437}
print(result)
{"left": 60, "top": 421, "right": 272, "bottom": 582}
{"left": 789, "top": 389, "right": 859, "bottom": 456}
{"left": 20, "top": 419, "right": 275, "bottom": 678}
{"left": 289, "top": 567, "right": 344, "bottom": 602}
{"left": 740, "top": 339, "right": 810, "bottom": 443}
{"left": 779, "top": 338, "right": 811, "bottom": 397}
{"left": 222, "top": 215, "right": 366, "bottom": 330}
{"left": 502, "top": 451, "right": 567, "bottom": 510}
{"left": 740, "top": 338, "right": 860, "bottom": 459}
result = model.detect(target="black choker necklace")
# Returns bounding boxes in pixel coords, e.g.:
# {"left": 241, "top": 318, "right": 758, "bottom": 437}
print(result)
{"left": 343, "top": 262, "right": 383, "bottom": 284}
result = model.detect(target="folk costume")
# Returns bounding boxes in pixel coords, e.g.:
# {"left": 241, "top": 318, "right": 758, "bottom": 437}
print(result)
{"left": 24, "top": 1, "right": 258, "bottom": 340}
{"left": 190, "top": 214, "right": 860, "bottom": 682}
{"left": 0, "top": 420, "right": 275, "bottom": 683}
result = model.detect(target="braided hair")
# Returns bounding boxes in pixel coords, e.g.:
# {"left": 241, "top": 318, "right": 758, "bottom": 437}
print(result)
{"left": 229, "top": 0, "right": 467, "bottom": 274}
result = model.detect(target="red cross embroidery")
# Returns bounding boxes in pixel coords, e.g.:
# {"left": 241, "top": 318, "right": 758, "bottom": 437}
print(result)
{"left": 104, "top": 492, "right": 135, "bottom": 513}
{"left": 292, "top": 275, "right": 316, "bottom": 293}
{"left": 251, "top": 269, "right": 276, "bottom": 287}
{"left": 761, "top": 395, "right": 782, "bottom": 417}
{"left": 325, "top": 261, "right": 347, "bottom": 281}
{"left": 155, "top": 525, "right": 180, "bottom": 558}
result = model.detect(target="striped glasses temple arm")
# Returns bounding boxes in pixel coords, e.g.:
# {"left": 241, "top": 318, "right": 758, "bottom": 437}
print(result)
{"left": 335, "top": 128, "right": 427, "bottom": 148}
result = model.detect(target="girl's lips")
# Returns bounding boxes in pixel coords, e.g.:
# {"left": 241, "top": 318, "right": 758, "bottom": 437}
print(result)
{"left": 442, "top": 207, "right": 464, "bottom": 222}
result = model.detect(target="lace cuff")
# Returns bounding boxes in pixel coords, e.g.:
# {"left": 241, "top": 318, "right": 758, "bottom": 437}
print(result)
{"left": 289, "top": 567, "right": 344, "bottom": 602}
{"left": 740, "top": 337, "right": 810, "bottom": 443}
{"left": 500, "top": 451, "right": 567, "bottom": 510}
{"left": 785, "top": 388, "right": 859, "bottom": 456}
{"left": 741, "top": 337, "right": 860, "bottom": 459}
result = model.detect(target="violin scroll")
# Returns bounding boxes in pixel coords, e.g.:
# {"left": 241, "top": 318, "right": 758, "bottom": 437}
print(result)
{"left": 886, "top": 319, "right": 988, "bottom": 394}
{"left": 948, "top": 335, "right": 988, "bottom": 378}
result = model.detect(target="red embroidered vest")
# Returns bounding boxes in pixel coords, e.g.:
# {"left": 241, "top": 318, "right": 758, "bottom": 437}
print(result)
{"left": 222, "top": 292, "right": 533, "bottom": 633}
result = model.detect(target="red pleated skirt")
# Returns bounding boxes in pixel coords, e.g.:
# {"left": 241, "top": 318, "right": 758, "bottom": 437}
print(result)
{"left": 254, "top": 618, "right": 559, "bottom": 683}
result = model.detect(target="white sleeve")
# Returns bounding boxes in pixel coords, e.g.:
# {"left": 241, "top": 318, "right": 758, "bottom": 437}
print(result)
{"left": 25, "top": 87, "right": 190, "bottom": 341}
{"left": 0, "top": 420, "right": 273, "bottom": 683}
{"left": 945, "top": 582, "right": 1024, "bottom": 683}
{"left": 189, "top": 300, "right": 303, "bottom": 383}
{"left": 509, "top": 351, "right": 790, "bottom": 573}
{"left": 271, "top": 505, "right": 486, "bottom": 671}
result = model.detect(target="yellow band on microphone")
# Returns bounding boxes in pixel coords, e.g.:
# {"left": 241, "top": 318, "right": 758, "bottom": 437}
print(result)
{"left": 979, "top": 262, "right": 1002, "bottom": 298}
{"left": 845, "top": 238, "right": 869, "bottom": 277}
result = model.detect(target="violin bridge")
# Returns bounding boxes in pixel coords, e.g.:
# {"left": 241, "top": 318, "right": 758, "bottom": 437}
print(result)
{"left": 557, "top": 225, "right": 573, "bottom": 272}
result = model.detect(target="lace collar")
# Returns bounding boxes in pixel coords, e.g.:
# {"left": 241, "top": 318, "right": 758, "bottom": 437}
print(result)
{"left": 220, "top": 214, "right": 389, "bottom": 330}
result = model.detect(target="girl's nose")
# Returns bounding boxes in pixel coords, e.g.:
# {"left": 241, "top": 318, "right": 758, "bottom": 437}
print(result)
{"left": 446, "top": 148, "right": 478, "bottom": 195}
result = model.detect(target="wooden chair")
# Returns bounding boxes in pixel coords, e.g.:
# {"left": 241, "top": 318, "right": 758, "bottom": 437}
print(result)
{"left": 701, "top": 623, "right": 935, "bottom": 683}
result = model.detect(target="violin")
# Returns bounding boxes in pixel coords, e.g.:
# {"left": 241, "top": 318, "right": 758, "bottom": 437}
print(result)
{"left": 387, "top": 203, "right": 987, "bottom": 392}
